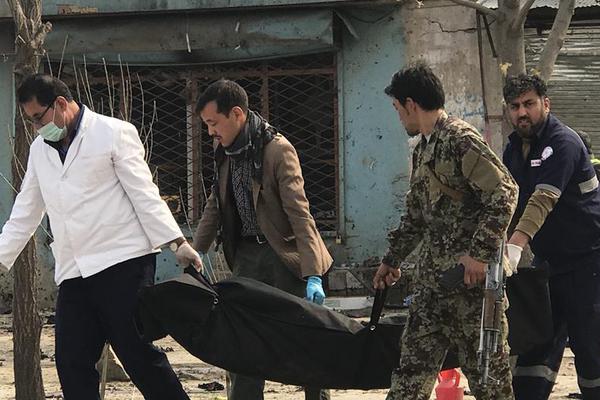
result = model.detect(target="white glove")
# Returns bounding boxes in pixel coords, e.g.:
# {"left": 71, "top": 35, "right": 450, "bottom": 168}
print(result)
{"left": 506, "top": 244, "right": 523, "bottom": 275}
{"left": 175, "top": 242, "right": 203, "bottom": 272}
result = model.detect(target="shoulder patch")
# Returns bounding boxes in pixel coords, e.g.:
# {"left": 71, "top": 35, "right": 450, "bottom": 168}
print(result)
{"left": 541, "top": 146, "right": 553, "bottom": 161}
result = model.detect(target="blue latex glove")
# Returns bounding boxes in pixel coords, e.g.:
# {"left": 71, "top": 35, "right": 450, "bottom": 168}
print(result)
{"left": 306, "top": 276, "right": 325, "bottom": 305}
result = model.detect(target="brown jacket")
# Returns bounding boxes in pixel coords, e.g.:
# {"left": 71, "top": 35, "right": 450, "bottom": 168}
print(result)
{"left": 193, "top": 133, "right": 332, "bottom": 278}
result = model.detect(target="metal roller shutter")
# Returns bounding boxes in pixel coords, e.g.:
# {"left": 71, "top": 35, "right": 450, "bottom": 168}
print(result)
{"left": 526, "top": 25, "right": 600, "bottom": 154}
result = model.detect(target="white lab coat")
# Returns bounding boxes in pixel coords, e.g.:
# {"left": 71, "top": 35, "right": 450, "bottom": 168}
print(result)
{"left": 0, "top": 106, "right": 182, "bottom": 284}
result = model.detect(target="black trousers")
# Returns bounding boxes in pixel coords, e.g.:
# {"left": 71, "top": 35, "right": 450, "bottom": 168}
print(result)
{"left": 513, "top": 259, "right": 600, "bottom": 400}
{"left": 227, "top": 239, "right": 330, "bottom": 400}
{"left": 55, "top": 254, "right": 189, "bottom": 400}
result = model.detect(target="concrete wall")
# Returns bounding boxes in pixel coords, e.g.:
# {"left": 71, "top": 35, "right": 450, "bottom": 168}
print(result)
{"left": 0, "top": 60, "right": 13, "bottom": 222}
{"left": 335, "top": 0, "right": 505, "bottom": 264}
{"left": 400, "top": 0, "right": 504, "bottom": 154}
{"left": 336, "top": 6, "right": 408, "bottom": 262}
{"left": 0, "top": 59, "right": 14, "bottom": 307}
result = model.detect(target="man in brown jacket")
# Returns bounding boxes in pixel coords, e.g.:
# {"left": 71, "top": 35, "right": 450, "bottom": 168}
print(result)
{"left": 193, "top": 79, "right": 332, "bottom": 400}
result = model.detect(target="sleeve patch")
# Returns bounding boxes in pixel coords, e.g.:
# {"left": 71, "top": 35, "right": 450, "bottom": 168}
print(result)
{"left": 462, "top": 148, "right": 504, "bottom": 192}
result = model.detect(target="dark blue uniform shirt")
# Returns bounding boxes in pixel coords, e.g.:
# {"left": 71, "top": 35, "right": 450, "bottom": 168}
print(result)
{"left": 503, "top": 113, "right": 600, "bottom": 271}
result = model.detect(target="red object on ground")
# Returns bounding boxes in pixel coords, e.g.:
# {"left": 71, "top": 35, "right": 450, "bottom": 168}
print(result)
{"left": 435, "top": 368, "right": 464, "bottom": 400}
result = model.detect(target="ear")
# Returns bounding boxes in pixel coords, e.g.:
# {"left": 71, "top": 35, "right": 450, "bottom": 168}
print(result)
{"left": 230, "top": 106, "right": 246, "bottom": 121}
{"left": 54, "top": 96, "right": 68, "bottom": 110}
{"left": 543, "top": 96, "right": 551, "bottom": 112}
{"left": 405, "top": 97, "right": 417, "bottom": 113}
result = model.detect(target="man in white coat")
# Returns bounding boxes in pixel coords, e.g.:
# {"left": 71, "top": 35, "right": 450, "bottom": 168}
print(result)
{"left": 0, "top": 74, "right": 202, "bottom": 400}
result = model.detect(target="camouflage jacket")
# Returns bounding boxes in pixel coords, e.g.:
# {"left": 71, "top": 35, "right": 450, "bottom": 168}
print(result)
{"left": 382, "top": 113, "right": 518, "bottom": 289}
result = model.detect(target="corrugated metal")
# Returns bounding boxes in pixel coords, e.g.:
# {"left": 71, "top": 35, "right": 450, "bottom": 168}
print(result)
{"left": 526, "top": 26, "right": 600, "bottom": 154}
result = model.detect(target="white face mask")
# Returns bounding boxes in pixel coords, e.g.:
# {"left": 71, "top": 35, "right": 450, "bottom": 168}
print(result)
{"left": 37, "top": 106, "right": 67, "bottom": 142}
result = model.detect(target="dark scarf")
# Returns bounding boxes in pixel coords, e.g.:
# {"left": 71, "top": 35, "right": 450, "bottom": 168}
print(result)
{"left": 215, "top": 110, "right": 275, "bottom": 183}
{"left": 211, "top": 110, "right": 276, "bottom": 248}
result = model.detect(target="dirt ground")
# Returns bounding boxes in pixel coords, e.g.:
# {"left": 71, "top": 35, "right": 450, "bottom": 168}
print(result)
{"left": 0, "top": 314, "right": 582, "bottom": 400}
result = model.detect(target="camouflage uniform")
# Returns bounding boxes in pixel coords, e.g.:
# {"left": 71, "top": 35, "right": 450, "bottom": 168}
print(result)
{"left": 383, "top": 113, "right": 518, "bottom": 400}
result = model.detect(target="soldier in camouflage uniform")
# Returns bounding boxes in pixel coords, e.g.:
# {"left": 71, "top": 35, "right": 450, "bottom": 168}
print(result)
{"left": 373, "top": 63, "right": 518, "bottom": 400}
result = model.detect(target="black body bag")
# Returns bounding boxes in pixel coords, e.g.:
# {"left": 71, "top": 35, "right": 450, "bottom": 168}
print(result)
{"left": 135, "top": 267, "right": 457, "bottom": 389}
{"left": 506, "top": 261, "right": 554, "bottom": 355}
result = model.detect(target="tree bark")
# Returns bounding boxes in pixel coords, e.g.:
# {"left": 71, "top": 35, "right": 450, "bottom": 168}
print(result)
{"left": 494, "top": 0, "right": 527, "bottom": 76}
{"left": 447, "top": 0, "right": 549, "bottom": 77}
{"left": 7, "top": 1, "right": 51, "bottom": 399}
{"left": 536, "top": 0, "right": 576, "bottom": 81}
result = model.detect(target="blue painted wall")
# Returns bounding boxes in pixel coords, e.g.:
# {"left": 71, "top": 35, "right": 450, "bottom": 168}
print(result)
{"left": 338, "top": 7, "right": 408, "bottom": 262}
{"left": 0, "top": 60, "right": 14, "bottom": 223}
{"left": 0, "top": 59, "right": 13, "bottom": 305}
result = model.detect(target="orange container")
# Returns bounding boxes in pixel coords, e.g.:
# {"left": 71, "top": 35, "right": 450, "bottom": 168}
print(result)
{"left": 435, "top": 368, "right": 464, "bottom": 400}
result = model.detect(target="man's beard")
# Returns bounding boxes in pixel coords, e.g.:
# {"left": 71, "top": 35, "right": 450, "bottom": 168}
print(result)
{"left": 514, "top": 115, "right": 546, "bottom": 139}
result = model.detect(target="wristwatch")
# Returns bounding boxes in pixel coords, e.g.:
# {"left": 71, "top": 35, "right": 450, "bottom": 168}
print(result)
{"left": 169, "top": 237, "right": 186, "bottom": 252}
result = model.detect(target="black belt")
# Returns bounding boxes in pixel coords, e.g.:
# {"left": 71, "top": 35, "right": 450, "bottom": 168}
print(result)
{"left": 241, "top": 234, "right": 268, "bottom": 245}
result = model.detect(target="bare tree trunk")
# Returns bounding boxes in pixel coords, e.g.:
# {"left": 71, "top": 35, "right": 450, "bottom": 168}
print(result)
{"left": 12, "top": 76, "right": 44, "bottom": 400}
{"left": 7, "top": 1, "right": 51, "bottom": 399}
{"left": 536, "top": 0, "right": 576, "bottom": 81}
{"left": 496, "top": 0, "right": 527, "bottom": 76}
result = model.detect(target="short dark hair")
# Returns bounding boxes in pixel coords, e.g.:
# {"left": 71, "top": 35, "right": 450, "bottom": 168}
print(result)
{"left": 195, "top": 79, "right": 249, "bottom": 115}
{"left": 503, "top": 74, "right": 547, "bottom": 103}
{"left": 16, "top": 74, "right": 73, "bottom": 106}
{"left": 384, "top": 62, "right": 445, "bottom": 111}
{"left": 577, "top": 130, "right": 593, "bottom": 155}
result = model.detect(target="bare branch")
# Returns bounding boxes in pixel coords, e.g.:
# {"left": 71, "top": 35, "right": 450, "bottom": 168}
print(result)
{"left": 447, "top": 0, "right": 497, "bottom": 17}
{"left": 7, "top": 0, "right": 28, "bottom": 40}
{"left": 57, "top": 34, "right": 69, "bottom": 79}
{"left": 512, "top": 0, "right": 537, "bottom": 30}
{"left": 31, "top": 21, "right": 52, "bottom": 49}
{"left": 536, "top": 0, "right": 576, "bottom": 81}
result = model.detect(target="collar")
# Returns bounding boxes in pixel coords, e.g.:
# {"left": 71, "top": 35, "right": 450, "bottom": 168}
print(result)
{"left": 44, "top": 102, "right": 85, "bottom": 148}
{"left": 419, "top": 111, "right": 448, "bottom": 164}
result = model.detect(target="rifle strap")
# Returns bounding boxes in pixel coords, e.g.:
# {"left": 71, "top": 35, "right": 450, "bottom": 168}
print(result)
{"left": 424, "top": 164, "right": 465, "bottom": 202}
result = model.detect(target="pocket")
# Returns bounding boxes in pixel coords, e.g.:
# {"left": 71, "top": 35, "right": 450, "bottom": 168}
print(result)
{"left": 79, "top": 153, "right": 114, "bottom": 182}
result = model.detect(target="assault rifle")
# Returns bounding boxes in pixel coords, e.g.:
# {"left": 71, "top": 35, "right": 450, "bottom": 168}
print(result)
{"left": 477, "top": 243, "right": 505, "bottom": 385}
{"left": 439, "top": 244, "right": 506, "bottom": 385}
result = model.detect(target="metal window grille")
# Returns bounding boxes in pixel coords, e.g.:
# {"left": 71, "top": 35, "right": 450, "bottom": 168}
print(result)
{"left": 52, "top": 53, "right": 339, "bottom": 235}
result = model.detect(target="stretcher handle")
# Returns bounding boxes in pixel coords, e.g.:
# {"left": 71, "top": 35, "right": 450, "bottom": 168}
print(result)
{"left": 184, "top": 265, "right": 215, "bottom": 289}
{"left": 367, "top": 287, "right": 388, "bottom": 329}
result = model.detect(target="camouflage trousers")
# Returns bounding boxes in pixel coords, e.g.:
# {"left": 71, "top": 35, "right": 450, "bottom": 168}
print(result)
{"left": 386, "top": 287, "right": 514, "bottom": 400}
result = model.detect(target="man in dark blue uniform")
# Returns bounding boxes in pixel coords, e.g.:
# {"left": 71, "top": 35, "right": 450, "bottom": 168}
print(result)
{"left": 502, "top": 74, "right": 600, "bottom": 400}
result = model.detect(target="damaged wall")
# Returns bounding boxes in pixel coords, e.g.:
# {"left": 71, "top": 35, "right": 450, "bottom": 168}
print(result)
{"left": 400, "top": 0, "right": 505, "bottom": 154}
{"left": 337, "top": 6, "right": 408, "bottom": 262}
{"left": 338, "top": 0, "right": 505, "bottom": 265}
